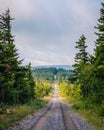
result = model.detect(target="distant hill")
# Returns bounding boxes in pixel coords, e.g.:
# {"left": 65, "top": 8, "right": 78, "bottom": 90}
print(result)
{"left": 32, "top": 65, "right": 73, "bottom": 70}
{"left": 32, "top": 65, "right": 73, "bottom": 82}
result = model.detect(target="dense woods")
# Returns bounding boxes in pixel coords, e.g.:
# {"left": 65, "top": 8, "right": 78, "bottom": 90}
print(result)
{"left": 59, "top": 4, "right": 104, "bottom": 127}
{"left": 0, "top": 9, "right": 35, "bottom": 104}
{"left": 71, "top": 3, "right": 104, "bottom": 106}
{"left": 0, "top": 9, "right": 53, "bottom": 106}
{"left": 0, "top": 10, "right": 53, "bottom": 129}
{"left": 0, "top": 2, "right": 104, "bottom": 130}
{"left": 32, "top": 67, "right": 72, "bottom": 82}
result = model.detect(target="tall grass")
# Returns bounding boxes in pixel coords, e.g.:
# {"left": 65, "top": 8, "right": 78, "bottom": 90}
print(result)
{"left": 0, "top": 99, "right": 47, "bottom": 130}
{"left": 59, "top": 82, "right": 104, "bottom": 130}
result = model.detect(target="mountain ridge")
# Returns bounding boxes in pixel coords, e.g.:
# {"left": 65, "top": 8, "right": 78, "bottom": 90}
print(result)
{"left": 32, "top": 65, "right": 73, "bottom": 70}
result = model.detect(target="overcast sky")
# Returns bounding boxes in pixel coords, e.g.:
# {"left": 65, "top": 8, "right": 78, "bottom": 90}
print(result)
{"left": 0, "top": 0, "right": 103, "bottom": 66}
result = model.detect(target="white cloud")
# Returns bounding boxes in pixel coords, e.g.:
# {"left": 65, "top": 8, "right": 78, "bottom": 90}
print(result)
{"left": 0, "top": 0, "right": 103, "bottom": 66}
{"left": 0, "top": 0, "right": 34, "bottom": 21}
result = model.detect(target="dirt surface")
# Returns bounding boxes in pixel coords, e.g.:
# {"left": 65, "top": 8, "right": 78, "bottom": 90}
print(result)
{"left": 7, "top": 83, "right": 95, "bottom": 130}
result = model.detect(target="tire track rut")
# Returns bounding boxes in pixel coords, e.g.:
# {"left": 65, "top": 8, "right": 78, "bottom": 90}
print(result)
{"left": 8, "top": 83, "right": 95, "bottom": 130}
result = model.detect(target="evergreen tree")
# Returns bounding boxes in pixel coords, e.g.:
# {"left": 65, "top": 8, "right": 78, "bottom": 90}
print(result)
{"left": 0, "top": 9, "right": 35, "bottom": 103}
{"left": 0, "top": 38, "right": 5, "bottom": 101}
{"left": 26, "top": 63, "right": 35, "bottom": 99}
{"left": 94, "top": 3, "right": 104, "bottom": 70}
{"left": 93, "top": 3, "right": 104, "bottom": 103}
{"left": 73, "top": 35, "right": 89, "bottom": 98}
{"left": 73, "top": 35, "right": 89, "bottom": 78}
{"left": 0, "top": 9, "right": 14, "bottom": 44}
{"left": 0, "top": 9, "right": 17, "bottom": 102}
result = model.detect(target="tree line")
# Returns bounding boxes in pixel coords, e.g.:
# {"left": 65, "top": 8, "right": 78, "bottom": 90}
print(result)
{"left": 71, "top": 3, "right": 104, "bottom": 106}
{"left": 0, "top": 9, "right": 35, "bottom": 104}
{"left": 32, "top": 67, "right": 72, "bottom": 82}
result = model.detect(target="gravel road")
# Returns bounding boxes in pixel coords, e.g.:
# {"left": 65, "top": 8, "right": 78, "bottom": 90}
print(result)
{"left": 7, "top": 83, "right": 96, "bottom": 130}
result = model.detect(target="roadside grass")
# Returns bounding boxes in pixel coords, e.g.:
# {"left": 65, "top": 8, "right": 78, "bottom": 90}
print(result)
{"left": 58, "top": 82, "right": 104, "bottom": 130}
{"left": 0, "top": 99, "right": 48, "bottom": 130}
{"left": 62, "top": 96, "right": 104, "bottom": 130}
{"left": 0, "top": 81, "right": 53, "bottom": 130}
{"left": 75, "top": 108, "right": 104, "bottom": 130}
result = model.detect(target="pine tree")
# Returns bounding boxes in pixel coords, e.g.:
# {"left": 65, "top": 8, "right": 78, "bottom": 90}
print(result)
{"left": 0, "top": 9, "right": 14, "bottom": 44}
{"left": 94, "top": 3, "right": 104, "bottom": 69}
{"left": 0, "top": 9, "right": 20, "bottom": 102}
{"left": 73, "top": 35, "right": 89, "bottom": 78}
{"left": 0, "top": 35, "right": 5, "bottom": 101}
{"left": 0, "top": 9, "right": 35, "bottom": 103}
{"left": 26, "top": 63, "right": 35, "bottom": 99}
{"left": 93, "top": 3, "right": 104, "bottom": 103}
{"left": 73, "top": 35, "right": 89, "bottom": 98}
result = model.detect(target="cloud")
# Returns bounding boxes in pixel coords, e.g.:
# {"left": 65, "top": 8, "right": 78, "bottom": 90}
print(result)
{"left": 0, "top": 0, "right": 34, "bottom": 20}
{"left": 0, "top": 0, "right": 103, "bottom": 66}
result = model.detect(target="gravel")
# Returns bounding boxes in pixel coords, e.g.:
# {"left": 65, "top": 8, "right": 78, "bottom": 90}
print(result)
{"left": 7, "top": 84, "right": 96, "bottom": 130}
{"left": 6, "top": 102, "right": 53, "bottom": 130}
{"left": 61, "top": 103, "right": 96, "bottom": 130}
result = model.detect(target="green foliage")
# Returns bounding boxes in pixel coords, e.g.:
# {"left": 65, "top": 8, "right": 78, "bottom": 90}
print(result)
{"left": 0, "top": 99, "right": 47, "bottom": 130}
{"left": 35, "top": 82, "right": 53, "bottom": 99}
{"left": 32, "top": 67, "right": 57, "bottom": 82}
{"left": 72, "top": 34, "right": 89, "bottom": 98}
{"left": 32, "top": 67, "right": 72, "bottom": 83}
{"left": 0, "top": 9, "right": 54, "bottom": 107}
{"left": 0, "top": 9, "right": 35, "bottom": 104}
{"left": 59, "top": 82, "right": 104, "bottom": 130}
{"left": 92, "top": 2, "right": 104, "bottom": 104}
{"left": 56, "top": 68, "right": 72, "bottom": 82}
{"left": 59, "top": 82, "right": 81, "bottom": 101}
{"left": 71, "top": 3, "right": 104, "bottom": 104}
{"left": 65, "top": 3, "right": 104, "bottom": 129}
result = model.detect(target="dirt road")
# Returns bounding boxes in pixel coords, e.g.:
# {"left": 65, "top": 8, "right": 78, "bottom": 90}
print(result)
{"left": 8, "top": 83, "right": 95, "bottom": 130}
{"left": 31, "top": 83, "right": 77, "bottom": 130}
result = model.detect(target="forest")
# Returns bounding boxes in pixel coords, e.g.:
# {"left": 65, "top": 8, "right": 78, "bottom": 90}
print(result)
{"left": 59, "top": 3, "right": 104, "bottom": 129}
{"left": 71, "top": 2, "right": 104, "bottom": 109}
{"left": 0, "top": 2, "right": 104, "bottom": 130}
{"left": 0, "top": 9, "right": 52, "bottom": 129}
{"left": 32, "top": 66, "right": 72, "bottom": 82}
{"left": 0, "top": 9, "right": 35, "bottom": 104}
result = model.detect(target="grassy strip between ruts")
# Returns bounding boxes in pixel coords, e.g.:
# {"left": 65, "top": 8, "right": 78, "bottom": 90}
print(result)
{"left": 0, "top": 99, "right": 48, "bottom": 130}
{"left": 61, "top": 97, "right": 104, "bottom": 130}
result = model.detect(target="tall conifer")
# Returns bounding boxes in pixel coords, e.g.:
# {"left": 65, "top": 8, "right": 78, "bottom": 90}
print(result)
{"left": 73, "top": 35, "right": 89, "bottom": 98}
{"left": 0, "top": 9, "right": 20, "bottom": 102}
{"left": 94, "top": 3, "right": 104, "bottom": 103}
